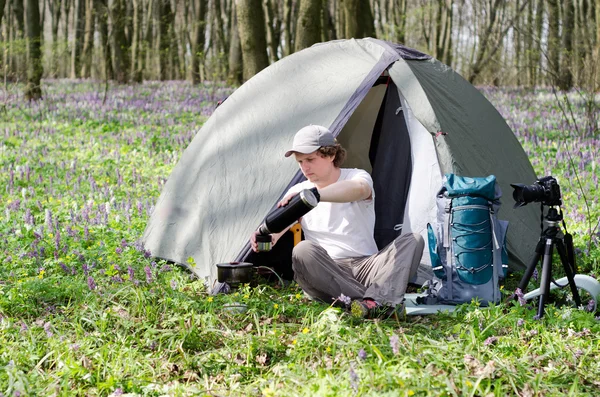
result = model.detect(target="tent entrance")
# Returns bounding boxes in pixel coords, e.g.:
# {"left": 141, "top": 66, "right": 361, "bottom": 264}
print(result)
{"left": 337, "top": 80, "right": 413, "bottom": 250}
{"left": 244, "top": 81, "right": 413, "bottom": 279}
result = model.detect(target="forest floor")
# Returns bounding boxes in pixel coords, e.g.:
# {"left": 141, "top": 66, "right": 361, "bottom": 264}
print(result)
{"left": 0, "top": 81, "right": 599, "bottom": 396}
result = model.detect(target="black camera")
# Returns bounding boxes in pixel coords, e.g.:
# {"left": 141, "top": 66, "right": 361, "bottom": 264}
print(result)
{"left": 510, "top": 176, "right": 562, "bottom": 208}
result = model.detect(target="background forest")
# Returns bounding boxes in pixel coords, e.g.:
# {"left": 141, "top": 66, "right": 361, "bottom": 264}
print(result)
{"left": 1, "top": 0, "right": 600, "bottom": 100}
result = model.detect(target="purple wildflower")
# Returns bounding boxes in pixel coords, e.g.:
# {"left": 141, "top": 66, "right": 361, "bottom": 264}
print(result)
{"left": 170, "top": 279, "right": 177, "bottom": 290}
{"left": 120, "top": 238, "right": 128, "bottom": 248}
{"left": 517, "top": 318, "right": 525, "bottom": 327}
{"left": 20, "top": 322, "right": 28, "bottom": 332}
{"left": 532, "top": 268, "right": 538, "bottom": 282}
{"left": 515, "top": 288, "right": 526, "bottom": 306}
{"left": 586, "top": 300, "right": 595, "bottom": 312}
{"left": 45, "top": 209, "right": 53, "bottom": 228}
{"left": 389, "top": 334, "right": 399, "bottom": 355}
{"left": 44, "top": 322, "right": 53, "bottom": 337}
{"left": 128, "top": 266, "right": 135, "bottom": 282}
{"left": 82, "top": 263, "right": 89, "bottom": 276}
{"left": 59, "top": 262, "right": 70, "bottom": 273}
{"left": 144, "top": 266, "right": 153, "bottom": 283}
{"left": 115, "top": 247, "right": 122, "bottom": 255}
{"left": 358, "top": 348, "right": 367, "bottom": 360}
{"left": 483, "top": 336, "right": 498, "bottom": 346}
{"left": 349, "top": 365, "right": 359, "bottom": 392}
{"left": 70, "top": 343, "right": 80, "bottom": 351}
{"left": 144, "top": 249, "right": 151, "bottom": 258}
{"left": 87, "top": 276, "right": 97, "bottom": 290}
{"left": 337, "top": 293, "right": 351, "bottom": 306}
{"left": 160, "top": 264, "right": 172, "bottom": 273}
{"left": 112, "top": 388, "right": 123, "bottom": 396}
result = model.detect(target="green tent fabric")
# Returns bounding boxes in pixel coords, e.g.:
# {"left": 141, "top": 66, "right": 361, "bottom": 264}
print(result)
{"left": 142, "top": 38, "right": 539, "bottom": 286}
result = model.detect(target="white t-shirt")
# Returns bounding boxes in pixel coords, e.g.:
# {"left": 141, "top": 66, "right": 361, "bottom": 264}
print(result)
{"left": 285, "top": 168, "right": 378, "bottom": 259}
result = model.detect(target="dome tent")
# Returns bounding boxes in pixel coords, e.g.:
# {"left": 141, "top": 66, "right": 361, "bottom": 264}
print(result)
{"left": 142, "top": 38, "right": 539, "bottom": 286}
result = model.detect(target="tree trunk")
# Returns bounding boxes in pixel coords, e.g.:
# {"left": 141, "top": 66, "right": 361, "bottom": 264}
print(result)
{"left": 467, "top": 0, "right": 506, "bottom": 83}
{"left": 322, "top": 0, "right": 336, "bottom": 41}
{"left": 80, "top": 0, "right": 94, "bottom": 78}
{"left": 236, "top": 0, "right": 269, "bottom": 81}
{"left": 156, "top": 0, "right": 175, "bottom": 80}
{"left": 558, "top": 0, "right": 574, "bottom": 90}
{"left": 394, "top": 0, "right": 407, "bottom": 43}
{"left": 344, "top": 0, "right": 360, "bottom": 38}
{"left": 140, "top": 0, "right": 154, "bottom": 81}
{"left": 443, "top": 0, "right": 453, "bottom": 66}
{"left": 14, "top": 0, "right": 24, "bottom": 34}
{"left": 227, "top": 0, "right": 242, "bottom": 84}
{"left": 0, "top": 0, "right": 6, "bottom": 26}
{"left": 359, "top": 0, "right": 375, "bottom": 37}
{"left": 191, "top": 0, "right": 208, "bottom": 84}
{"left": 295, "top": 0, "right": 321, "bottom": 52}
{"left": 96, "top": 0, "right": 113, "bottom": 80}
{"left": 594, "top": 0, "right": 600, "bottom": 89}
{"left": 131, "top": 0, "right": 142, "bottom": 82}
{"left": 283, "top": 0, "right": 293, "bottom": 55}
{"left": 111, "top": 0, "right": 130, "bottom": 83}
{"left": 25, "top": 0, "right": 42, "bottom": 99}
{"left": 70, "top": 0, "right": 84, "bottom": 78}
{"left": 50, "top": 0, "right": 61, "bottom": 42}
{"left": 264, "top": 0, "right": 279, "bottom": 63}
{"left": 546, "top": 0, "right": 560, "bottom": 85}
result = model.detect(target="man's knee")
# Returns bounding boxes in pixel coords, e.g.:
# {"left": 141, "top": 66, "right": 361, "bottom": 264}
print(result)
{"left": 395, "top": 232, "right": 424, "bottom": 248}
{"left": 292, "top": 240, "right": 318, "bottom": 260}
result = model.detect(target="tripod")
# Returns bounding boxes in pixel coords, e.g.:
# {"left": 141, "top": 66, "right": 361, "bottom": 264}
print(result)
{"left": 518, "top": 206, "right": 581, "bottom": 318}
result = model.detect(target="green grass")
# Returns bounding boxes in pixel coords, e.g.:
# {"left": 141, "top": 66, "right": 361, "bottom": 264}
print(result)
{"left": 0, "top": 81, "right": 599, "bottom": 396}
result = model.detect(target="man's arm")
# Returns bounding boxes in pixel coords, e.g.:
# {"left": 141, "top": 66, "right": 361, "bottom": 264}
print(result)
{"left": 318, "top": 179, "right": 372, "bottom": 203}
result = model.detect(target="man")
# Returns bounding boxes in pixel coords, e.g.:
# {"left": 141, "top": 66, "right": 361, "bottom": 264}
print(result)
{"left": 251, "top": 125, "right": 424, "bottom": 318}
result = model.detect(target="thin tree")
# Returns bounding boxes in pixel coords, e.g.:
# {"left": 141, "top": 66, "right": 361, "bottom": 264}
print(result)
{"left": 0, "top": 0, "right": 6, "bottom": 27}
{"left": 546, "top": 0, "right": 560, "bottom": 84}
{"left": 191, "top": 0, "right": 208, "bottom": 84}
{"left": 558, "top": 0, "right": 574, "bottom": 90}
{"left": 96, "top": 0, "right": 113, "bottom": 80}
{"left": 227, "top": 0, "right": 243, "bottom": 84}
{"left": 80, "top": 0, "right": 94, "bottom": 78}
{"left": 71, "top": 0, "right": 85, "bottom": 78}
{"left": 25, "top": 0, "right": 43, "bottom": 99}
{"left": 112, "top": 0, "right": 130, "bottom": 83}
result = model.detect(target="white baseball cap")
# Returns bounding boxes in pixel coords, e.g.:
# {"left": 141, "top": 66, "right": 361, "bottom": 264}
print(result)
{"left": 284, "top": 125, "right": 335, "bottom": 157}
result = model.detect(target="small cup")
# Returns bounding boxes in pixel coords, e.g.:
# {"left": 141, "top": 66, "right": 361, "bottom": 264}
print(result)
{"left": 256, "top": 234, "right": 273, "bottom": 252}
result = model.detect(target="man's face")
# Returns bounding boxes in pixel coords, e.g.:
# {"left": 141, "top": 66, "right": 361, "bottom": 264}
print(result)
{"left": 293, "top": 151, "right": 334, "bottom": 183}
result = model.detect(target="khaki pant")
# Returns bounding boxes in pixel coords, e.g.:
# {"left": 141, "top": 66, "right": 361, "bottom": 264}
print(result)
{"left": 292, "top": 233, "right": 424, "bottom": 306}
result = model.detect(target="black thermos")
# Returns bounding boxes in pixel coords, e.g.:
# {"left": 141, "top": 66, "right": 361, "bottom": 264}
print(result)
{"left": 258, "top": 188, "right": 320, "bottom": 237}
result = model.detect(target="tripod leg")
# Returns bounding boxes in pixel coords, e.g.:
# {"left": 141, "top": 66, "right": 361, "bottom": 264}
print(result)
{"left": 555, "top": 239, "right": 582, "bottom": 307}
{"left": 537, "top": 239, "right": 554, "bottom": 318}
{"left": 518, "top": 238, "right": 544, "bottom": 292}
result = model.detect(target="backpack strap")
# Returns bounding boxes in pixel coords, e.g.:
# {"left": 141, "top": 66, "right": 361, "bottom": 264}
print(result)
{"left": 490, "top": 204, "right": 502, "bottom": 303}
{"left": 444, "top": 199, "right": 453, "bottom": 300}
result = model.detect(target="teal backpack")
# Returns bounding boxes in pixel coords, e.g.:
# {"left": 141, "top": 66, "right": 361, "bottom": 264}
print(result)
{"left": 423, "top": 174, "right": 509, "bottom": 305}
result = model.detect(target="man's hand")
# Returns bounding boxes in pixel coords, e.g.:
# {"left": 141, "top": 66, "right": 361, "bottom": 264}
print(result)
{"left": 250, "top": 230, "right": 282, "bottom": 253}
{"left": 277, "top": 191, "right": 299, "bottom": 208}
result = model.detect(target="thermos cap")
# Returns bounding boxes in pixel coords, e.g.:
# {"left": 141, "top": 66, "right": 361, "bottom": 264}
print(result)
{"left": 299, "top": 189, "right": 319, "bottom": 208}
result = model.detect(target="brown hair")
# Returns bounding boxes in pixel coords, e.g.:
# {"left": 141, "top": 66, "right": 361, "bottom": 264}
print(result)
{"left": 317, "top": 143, "right": 346, "bottom": 168}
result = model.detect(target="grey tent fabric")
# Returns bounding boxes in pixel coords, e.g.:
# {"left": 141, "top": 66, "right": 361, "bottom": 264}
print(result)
{"left": 142, "top": 39, "right": 398, "bottom": 284}
{"left": 142, "top": 38, "right": 539, "bottom": 286}
{"left": 403, "top": 58, "right": 539, "bottom": 268}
